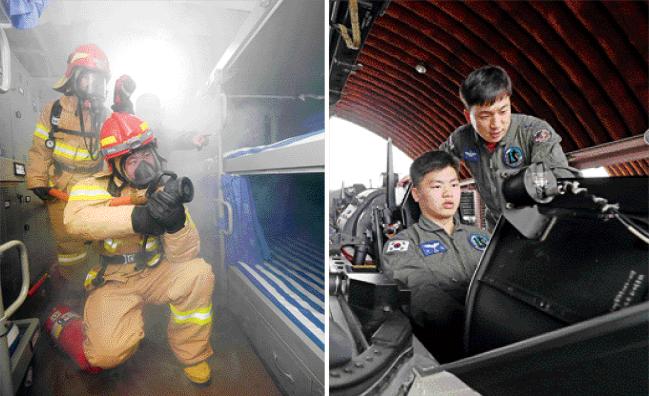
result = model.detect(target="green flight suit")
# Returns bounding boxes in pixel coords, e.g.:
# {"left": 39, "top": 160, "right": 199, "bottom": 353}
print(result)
{"left": 382, "top": 215, "right": 489, "bottom": 361}
{"left": 441, "top": 114, "right": 576, "bottom": 230}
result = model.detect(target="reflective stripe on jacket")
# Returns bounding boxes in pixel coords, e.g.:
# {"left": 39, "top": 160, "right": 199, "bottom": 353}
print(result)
{"left": 64, "top": 174, "right": 201, "bottom": 288}
{"left": 27, "top": 96, "right": 104, "bottom": 192}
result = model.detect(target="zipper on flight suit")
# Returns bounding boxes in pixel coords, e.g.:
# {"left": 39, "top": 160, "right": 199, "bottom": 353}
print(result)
{"left": 444, "top": 232, "right": 465, "bottom": 285}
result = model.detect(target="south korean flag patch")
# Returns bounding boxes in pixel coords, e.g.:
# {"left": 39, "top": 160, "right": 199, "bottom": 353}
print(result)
{"left": 386, "top": 240, "right": 409, "bottom": 253}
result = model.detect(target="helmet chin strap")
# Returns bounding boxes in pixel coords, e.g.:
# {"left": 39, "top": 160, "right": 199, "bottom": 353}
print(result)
{"left": 107, "top": 159, "right": 127, "bottom": 197}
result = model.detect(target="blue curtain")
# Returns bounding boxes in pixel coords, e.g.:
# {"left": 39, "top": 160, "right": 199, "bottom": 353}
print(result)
{"left": 220, "top": 174, "right": 271, "bottom": 266}
{"left": 3, "top": 0, "right": 48, "bottom": 29}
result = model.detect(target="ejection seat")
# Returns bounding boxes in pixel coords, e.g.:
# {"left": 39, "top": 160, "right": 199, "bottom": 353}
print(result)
{"left": 398, "top": 183, "right": 420, "bottom": 230}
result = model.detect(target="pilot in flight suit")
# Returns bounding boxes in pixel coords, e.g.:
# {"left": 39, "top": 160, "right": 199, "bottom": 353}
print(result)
{"left": 440, "top": 65, "right": 577, "bottom": 230}
{"left": 383, "top": 151, "right": 490, "bottom": 362}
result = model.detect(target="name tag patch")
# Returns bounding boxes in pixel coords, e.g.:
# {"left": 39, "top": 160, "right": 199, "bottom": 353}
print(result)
{"left": 386, "top": 240, "right": 409, "bottom": 253}
{"left": 419, "top": 240, "right": 447, "bottom": 256}
{"left": 463, "top": 149, "right": 479, "bottom": 162}
{"left": 468, "top": 233, "right": 490, "bottom": 251}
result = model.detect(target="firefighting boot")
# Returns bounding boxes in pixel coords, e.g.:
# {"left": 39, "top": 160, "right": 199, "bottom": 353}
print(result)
{"left": 45, "top": 305, "right": 102, "bottom": 373}
{"left": 183, "top": 361, "right": 211, "bottom": 384}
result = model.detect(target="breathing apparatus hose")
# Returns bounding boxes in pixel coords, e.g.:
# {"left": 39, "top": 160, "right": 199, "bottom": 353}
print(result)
{"left": 77, "top": 97, "right": 102, "bottom": 161}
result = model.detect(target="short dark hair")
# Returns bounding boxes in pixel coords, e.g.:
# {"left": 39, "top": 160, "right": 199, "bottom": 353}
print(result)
{"left": 459, "top": 65, "right": 512, "bottom": 109}
{"left": 410, "top": 151, "right": 460, "bottom": 187}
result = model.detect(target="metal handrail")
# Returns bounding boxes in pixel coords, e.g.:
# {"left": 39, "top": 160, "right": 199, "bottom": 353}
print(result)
{"left": 0, "top": 240, "right": 30, "bottom": 396}
{"left": 0, "top": 240, "right": 30, "bottom": 324}
{"left": 218, "top": 199, "right": 234, "bottom": 236}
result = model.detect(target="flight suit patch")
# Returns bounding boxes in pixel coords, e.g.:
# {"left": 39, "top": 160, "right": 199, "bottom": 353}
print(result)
{"left": 503, "top": 146, "right": 524, "bottom": 168}
{"left": 463, "top": 149, "right": 479, "bottom": 162}
{"left": 419, "top": 240, "right": 447, "bottom": 256}
{"left": 468, "top": 233, "right": 490, "bottom": 251}
{"left": 386, "top": 240, "right": 409, "bottom": 253}
{"left": 533, "top": 129, "right": 551, "bottom": 143}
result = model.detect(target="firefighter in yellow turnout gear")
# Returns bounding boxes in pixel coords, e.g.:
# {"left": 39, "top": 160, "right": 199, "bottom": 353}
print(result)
{"left": 60, "top": 111, "right": 214, "bottom": 383}
{"left": 26, "top": 44, "right": 109, "bottom": 286}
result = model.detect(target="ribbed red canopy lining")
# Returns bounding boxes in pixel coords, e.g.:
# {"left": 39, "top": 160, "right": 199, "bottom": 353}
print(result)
{"left": 334, "top": 0, "right": 648, "bottom": 176}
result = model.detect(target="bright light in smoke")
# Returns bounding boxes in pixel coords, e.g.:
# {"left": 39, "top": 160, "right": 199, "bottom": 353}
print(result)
{"left": 109, "top": 36, "right": 189, "bottom": 111}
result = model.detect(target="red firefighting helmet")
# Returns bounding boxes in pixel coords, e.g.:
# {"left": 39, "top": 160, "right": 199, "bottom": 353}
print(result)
{"left": 100, "top": 112, "right": 155, "bottom": 162}
{"left": 53, "top": 44, "right": 110, "bottom": 92}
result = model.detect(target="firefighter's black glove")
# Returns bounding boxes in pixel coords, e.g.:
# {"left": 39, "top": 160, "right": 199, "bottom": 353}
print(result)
{"left": 146, "top": 190, "right": 186, "bottom": 234}
{"left": 132, "top": 206, "right": 166, "bottom": 236}
{"left": 111, "top": 100, "right": 134, "bottom": 114}
{"left": 111, "top": 75, "right": 136, "bottom": 114}
{"left": 31, "top": 187, "right": 51, "bottom": 201}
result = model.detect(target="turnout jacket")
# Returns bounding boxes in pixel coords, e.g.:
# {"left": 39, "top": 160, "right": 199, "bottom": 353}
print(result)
{"left": 63, "top": 171, "right": 200, "bottom": 289}
{"left": 27, "top": 95, "right": 104, "bottom": 192}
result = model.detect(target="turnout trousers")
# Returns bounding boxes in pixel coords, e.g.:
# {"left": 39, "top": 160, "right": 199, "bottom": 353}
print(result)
{"left": 47, "top": 198, "right": 92, "bottom": 287}
{"left": 83, "top": 257, "right": 215, "bottom": 368}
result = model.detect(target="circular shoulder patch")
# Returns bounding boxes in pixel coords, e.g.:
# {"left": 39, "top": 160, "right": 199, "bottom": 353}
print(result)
{"left": 468, "top": 233, "right": 490, "bottom": 251}
{"left": 533, "top": 129, "right": 552, "bottom": 143}
{"left": 503, "top": 146, "right": 524, "bottom": 168}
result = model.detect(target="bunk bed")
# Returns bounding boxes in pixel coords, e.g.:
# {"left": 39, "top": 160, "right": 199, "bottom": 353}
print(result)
{"left": 223, "top": 129, "right": 324, "bottom": 175}
{"left": 222, "top": 129, "right": 325, "bottom": 396}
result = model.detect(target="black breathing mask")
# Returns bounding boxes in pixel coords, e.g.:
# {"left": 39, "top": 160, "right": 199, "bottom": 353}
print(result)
{"left": 132, "top": 160, "right": 159, "bottom": 188}
{"left": 73, "top": 69, "right": 107, "bottom": 101}
{"left": 119, "top": 147, "right": 162, "bottom": 189}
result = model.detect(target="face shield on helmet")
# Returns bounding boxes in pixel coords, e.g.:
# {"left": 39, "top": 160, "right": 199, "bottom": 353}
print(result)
{"left": 116, "top": 145, "right": 162, "bottom": 189}
{"left": 53, "top": 44, "right": 110, "bottom": 94}
{"left": 73, "top": 68, "right": 108, "bottom": 101}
